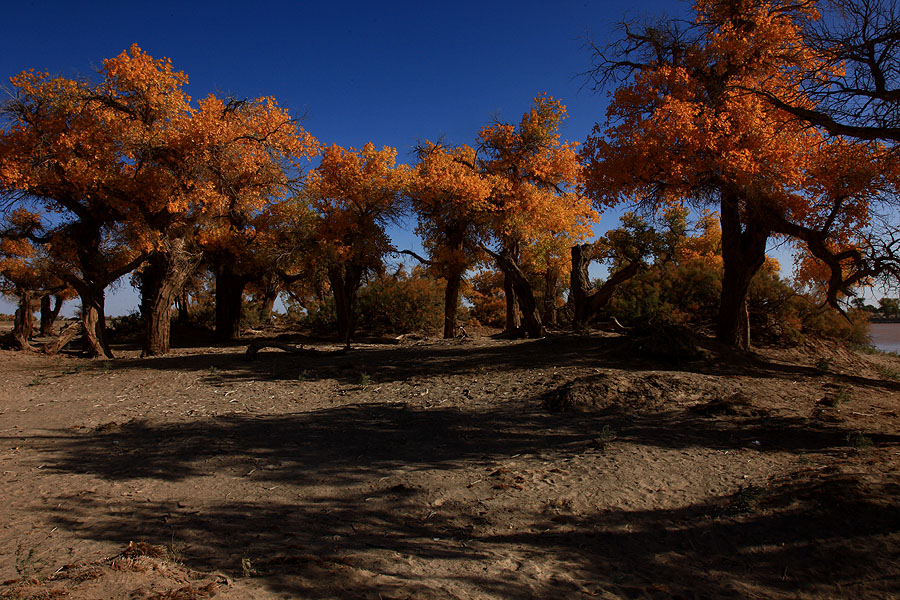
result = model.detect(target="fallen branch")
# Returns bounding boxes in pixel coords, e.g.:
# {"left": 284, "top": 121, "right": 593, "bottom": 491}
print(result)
{"left": 42, "top": 321, "right": 82, "bottom": 356}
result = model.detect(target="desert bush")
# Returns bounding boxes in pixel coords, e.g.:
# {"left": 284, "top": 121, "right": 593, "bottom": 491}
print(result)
{"left": 107, "top": 312, "right": 144, "bottom": 338}
{"left": 608, "top": 258, "right": 722, "bottom": 328}
{"left": 356, "top": 270, "right": 444, "bottom": 334}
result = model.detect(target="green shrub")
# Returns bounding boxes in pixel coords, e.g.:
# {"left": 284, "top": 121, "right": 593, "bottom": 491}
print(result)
{"left": 356, "top": 271, "right": 444, "bottom": 334}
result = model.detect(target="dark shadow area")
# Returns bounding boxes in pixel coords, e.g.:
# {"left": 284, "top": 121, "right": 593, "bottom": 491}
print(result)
{"left": 15, "top": 398, "right": 900, "bottom": 487}
{"left": 12, "top": 392, "right": 898, "bottom": 487}
{"left": 21, "top": 403, "right": 613, "bottom": 483}
{"left": 40, "top": 467, "right": 900, "bottom": 598}
{"left": 92, "top": 332, "right": 900, "bottom": 393}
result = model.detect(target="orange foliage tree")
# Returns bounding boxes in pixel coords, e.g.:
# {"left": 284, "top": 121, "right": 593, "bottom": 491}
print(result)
{"left": 406, "top": 142, "right": 492, "bottom": 337}
{"left": 305, "top": 143, "right": 409, "bottom": 344}
{"left": 191, "top": 95, "right": 318, "bottom": 342}
{"left": 0, "top": 46, "right": 318, "bottom": 356}
{"left": 0, "top": 67, "right": 148, "bottom": 357}
{"left": 0, "top": 209, "right": 62, "bottom": 349}
{"left": 477, "top": 94, "right": 598, "bottom": 337}
{"left": 582, "top": 0, "right": 884, "bottom": 348}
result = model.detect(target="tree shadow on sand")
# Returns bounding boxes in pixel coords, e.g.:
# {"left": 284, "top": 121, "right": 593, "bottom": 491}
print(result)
{"left": 39, "top": 465, "right": 900, "bottom": 598}
{"left": 17, "top": 397, "right": 900, "bottom": 484}
{"left": 96, "top": 333, "right": 900, "bottom": 394}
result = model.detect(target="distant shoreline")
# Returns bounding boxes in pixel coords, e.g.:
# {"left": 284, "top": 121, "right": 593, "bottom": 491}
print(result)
{"left": 869, "top": 318, "right": 900, "bottom": 324}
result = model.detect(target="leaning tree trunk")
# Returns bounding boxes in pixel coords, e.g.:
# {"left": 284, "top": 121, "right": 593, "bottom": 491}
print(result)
{"left": 79, "top": 286, "right": 114, "bottom": 358}
{"left": 717, "top": 190, "right": 769, "bottom": 350}
{"left": 42, "top": 320, "right": 82, "bottom": 356}
{"left": 142, "top": 243, "right": 201, "bottom": 356}
{"left": 442, "top": 265, "right": 465, "bottom": 339}
{"left": 214, "top": 262, "right": 248, "bottom": 342}
{"left": 570, "top": 243, "right": 642, "bottom": 329}
{"left": 328, "top": 264, "right": 364, "bottom": 346}
{"left": 489, "top": 248, "right": 544, "bottom": 338}
{"left": 13, "top": 290, "right": 37, "bottom": 352}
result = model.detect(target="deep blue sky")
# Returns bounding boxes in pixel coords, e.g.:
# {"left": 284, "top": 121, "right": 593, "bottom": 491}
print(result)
{"left": 1, "top": 0, "right": 693, "bottom": 315}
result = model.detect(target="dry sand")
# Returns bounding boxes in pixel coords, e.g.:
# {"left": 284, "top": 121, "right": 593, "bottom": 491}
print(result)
{"left": 1, "top": 329, "right": 899, "bottom": 599}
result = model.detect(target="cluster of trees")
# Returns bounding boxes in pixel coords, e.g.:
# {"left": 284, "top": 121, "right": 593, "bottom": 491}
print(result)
{"left": 2, "top": 0, "right": 899, "bottom": 358}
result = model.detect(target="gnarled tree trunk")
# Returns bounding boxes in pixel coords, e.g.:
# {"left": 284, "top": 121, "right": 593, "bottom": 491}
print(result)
{"left": 214, "top": 262, "right": 249, "bottom": 342}
{"left": 327, "top": 263, "right": 364, "bottom": 346}
{"left": 141, "top": 242, "right": 201, "bottom": 356}
{"left": 570, "top": 243, "right": 642, "bottom": 329}
{"left": 489, "top": 247, "right": 544, "bottom": 338}
{"left": 79, "top": 287, "right": 113, "bottom": 358}
{"left": 503, "top": 274, "right": 521, "bottom": 333}
{"left": 13, "top": 290, "right": 36, "bottom": 352}
{"left": 39, "top": 293, "right": 63, "bottom": 336}
{"left": 717, "top": 190, "right": 769, "bottom": 350}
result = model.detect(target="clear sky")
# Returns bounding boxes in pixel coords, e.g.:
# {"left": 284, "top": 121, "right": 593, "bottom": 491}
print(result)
{"left": 1, "top": 0, "right": 699, "bottom": 316}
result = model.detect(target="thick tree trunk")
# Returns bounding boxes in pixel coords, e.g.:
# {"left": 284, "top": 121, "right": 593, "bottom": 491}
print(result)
{"left": 215, "top": 263, "right": 248, "bottom": 342}
{"left": 542, "top": 269, "right": 560, "bottom": 327}
{"left": 141, "top": 244, "right": 201, "bottom": 356}
{"left": 328, "top": 264, "right": 363, "bottom": 345}
{"left": 442, "top": 267, "right": 464, "bottom": 339}
{"left": 503, "top": 274, "right": 521, "bottom": 333}
{"left": 13, "top": 291, "right": 36, "bottom": 352}
{"left": 42, "top": 321, "right": 81, "bottom": 356}
{"left": 717, "top": 190, "right": 769, "bottom": 349}
{"left": 491, "top": 249, "right": 544, "bottom": 338}
{"left": 570, "top": 243, "right": 596, "bottom": 328}
{"left": 39, "top": 294, "right": 63, "bottom": 336}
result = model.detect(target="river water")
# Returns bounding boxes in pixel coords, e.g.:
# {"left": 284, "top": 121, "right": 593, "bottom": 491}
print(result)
{"left": 868, "top": 323, "right": 900, "bottom": 354}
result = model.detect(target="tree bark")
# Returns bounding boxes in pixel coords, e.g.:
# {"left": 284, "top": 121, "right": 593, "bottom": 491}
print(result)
{"left": 142, "top": 244, "right": 201, "bottom": 356}
{"left": 502, "top": 274, "right": 521, "bottom": 333}
{"left": 571, "top": 243, "right": 642, "bottom": 329}
{"left": 214, "top": 262, "right": 248, "bottom": 342}
{"left": 39, "top": 294, "right": 63, "bottom": 336}
{"left": 442, "top": 267, "right": 464, "bottom": 338}
{"left": 489, "top": 248, "right": 544, "bottom": 338}
{"left": 13, "top": 291, "right": 36, "bottom": 352}
{"left": 717, "top": 190, "right": 769, "bottom": 349}
{"left": 570, "top": 243, "right": 596, "bottom": 328}
{"left": 42, "top": 321, "right": 81, "bottom": 356}
{"left": 80, "top": 287, "right": 113, "bottom": 358}
{"left": 328, "top": 264, "right": 364, "bottom": 345}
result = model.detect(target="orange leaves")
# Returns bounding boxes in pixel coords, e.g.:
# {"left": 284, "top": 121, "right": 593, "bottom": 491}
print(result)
{"left": 306, "top": 142, "right": 406, "bottom": 267}
{"left": 478, "top": 94, "right": 597, "bottom": 246}
{"left": 581, "top": 0, "right": 866, "bottom": 225}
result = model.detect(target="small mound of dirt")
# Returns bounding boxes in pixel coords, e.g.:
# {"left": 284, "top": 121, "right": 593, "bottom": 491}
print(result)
{"left": 542, "top": 373, "right": 673, "bottom": 412}
{"left": 1, "top": 543, "right": 224, "bottom": 600}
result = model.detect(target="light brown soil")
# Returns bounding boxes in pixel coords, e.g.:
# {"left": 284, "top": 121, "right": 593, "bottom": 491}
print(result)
{"left": 1, "top": 329, "right": 899, "bottom": 599}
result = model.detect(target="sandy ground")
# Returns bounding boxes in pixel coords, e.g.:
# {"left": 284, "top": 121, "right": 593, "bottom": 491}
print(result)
{"left": 1, "top": 328, "right": 899, "bottom": 599}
